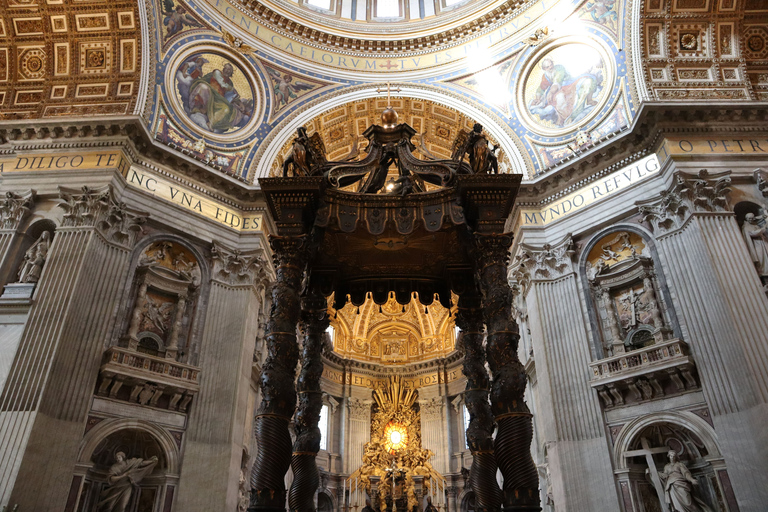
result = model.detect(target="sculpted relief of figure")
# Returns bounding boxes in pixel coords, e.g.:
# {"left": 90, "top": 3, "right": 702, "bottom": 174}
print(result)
{"left": 17, "top": 231, "right": 52, "bottom": 283}
{"left": 742, "top": 211, "right": 768, "bottom": 279}
{"left": 656, "top": 451, "right": 712, "bottom": 512}
{"left": 97, "top": 452, "right": 158, "bottom": 512}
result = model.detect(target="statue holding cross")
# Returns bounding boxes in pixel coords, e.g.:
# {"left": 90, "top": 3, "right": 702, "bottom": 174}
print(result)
{"left": 625, "top": 438, "right": 712, "bottom": 512}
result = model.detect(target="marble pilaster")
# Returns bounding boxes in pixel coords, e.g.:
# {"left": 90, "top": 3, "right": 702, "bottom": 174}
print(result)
{"left": 637, "top": 169, "right": 768, "bottom": 510}
{"left": 513, "top": 235, "right": 620, "bottom": 512}
{"left": 0, "top": 185, "right": 146, "bottom": 509}
{"left": 176, "top": 242, "right": 271, "bottom": 511}
{"left": 343, "top": 396, "right": 371, "bottom": 474}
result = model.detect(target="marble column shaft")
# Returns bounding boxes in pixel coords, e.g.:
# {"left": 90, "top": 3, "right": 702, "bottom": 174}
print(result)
{"left": 175, "top": 270, "right": 265, "bottom": 511}
{"left": 518, "top": 237, "right": 620, "bottom": 512}
{"left": 0, "top": 225, "right": 134, "bottom": 509}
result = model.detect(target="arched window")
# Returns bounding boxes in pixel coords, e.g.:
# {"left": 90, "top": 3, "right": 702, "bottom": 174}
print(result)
{"left": 319, "top": 404, "right": 329, "bottom": 451}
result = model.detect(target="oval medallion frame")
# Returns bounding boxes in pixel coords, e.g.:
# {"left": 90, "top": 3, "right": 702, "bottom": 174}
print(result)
{"left": 515, "top": 35, "right": 616, "bottom": 138}
{"left": 164, "top": 44, "right": 263, "bottom": 143}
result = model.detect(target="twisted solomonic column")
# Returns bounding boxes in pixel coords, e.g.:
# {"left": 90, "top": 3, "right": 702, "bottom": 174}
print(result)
{"left": 455, "top": 296, "right": 502, "bottom": 511}
{"left": 250, "top": 235, "right": 310, "bottom": 512}
{"left": 474, "top": 234, "right": 540, "bottom": 512}
{"left": 289, "top": 291, "right": 329, "bottom": 511}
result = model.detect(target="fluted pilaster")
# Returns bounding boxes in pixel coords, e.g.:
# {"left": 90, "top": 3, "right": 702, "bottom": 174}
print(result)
{"left": 637, "top": 169, "right": 768, "bottom": 509}
{"left": 513, "top": 235, "right": 619, "bottom": 512}
{"left": 0, "top": 185, "right": 146, "bottom": 509}
{"left": 176, "top": 242, "right": 271, "bottom": 511}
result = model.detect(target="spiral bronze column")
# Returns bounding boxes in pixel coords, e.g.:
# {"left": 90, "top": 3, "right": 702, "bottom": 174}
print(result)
{"left": 474, "top": 234, "right": 540, "bottom": 512}
{"left": 250, "top": 236, "right": 310, "bottom": 512}
{"left": 455, "top": 295, "right": 502, "bottom": 512}
{"left": 288, "top": 290, "right": 329, "bottom": 511}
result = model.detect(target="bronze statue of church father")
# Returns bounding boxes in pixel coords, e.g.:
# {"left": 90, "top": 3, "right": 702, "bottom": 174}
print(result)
{"left": 251, "top": 103, "right": 541, "bottom": 512}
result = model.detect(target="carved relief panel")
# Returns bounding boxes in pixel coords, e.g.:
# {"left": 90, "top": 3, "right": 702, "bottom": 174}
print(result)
{"left": 586, "top": 231, "right": 672, "bottom": 356}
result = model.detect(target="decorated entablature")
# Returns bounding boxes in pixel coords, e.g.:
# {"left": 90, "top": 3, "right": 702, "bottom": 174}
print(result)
{"left": 348, "top": 376, "right": 444, "bottom": 512}
{"left": 328, "top": 291, "right": 457, "bottom": 365}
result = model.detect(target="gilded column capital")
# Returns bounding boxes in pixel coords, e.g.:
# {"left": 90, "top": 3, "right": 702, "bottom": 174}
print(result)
{"left": 637, "top": 169, "right": 732, "bottom": 235}
{"left": 0, "top": 190, "right": 36, "bottom": 231}
{"left": 514, "top": 234, "right": 576, "bottom": 282}
{"left": 211, "top": 241, "right": 274, "bottom": 288}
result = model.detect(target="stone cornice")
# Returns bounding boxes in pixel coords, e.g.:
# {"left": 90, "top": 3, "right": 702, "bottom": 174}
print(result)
{"left": 516, "top": 103, "right": 768, "bottom": 205}
{"left": 0, "top": 118, "right": 272, "bottom": 216}
{"left": 2, "top": 104, "right": 767, "bottom": 219}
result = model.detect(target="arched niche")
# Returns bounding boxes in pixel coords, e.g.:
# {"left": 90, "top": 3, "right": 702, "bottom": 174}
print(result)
{"left": 0, "top": 218, "right": 57, "bottom": 296}
{"left": 734, "top": 200, "right": 768, "bottom": 291}
{"left": 116, "top": 236, "right": 208, "bottom": 364}
{"left": 578, "top": 225, "right": 681, "bottom": 359}
{"left": 612, "top": 411, "right": 736, "bottom": 512}
{"left": 70, "top": 419, "right": 180, "bottom": 512}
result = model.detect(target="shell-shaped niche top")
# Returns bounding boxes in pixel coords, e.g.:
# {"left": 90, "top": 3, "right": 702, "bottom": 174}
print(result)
{"left": 138, "top": 241, "right": 201, "bottom": 287}
{"left": 329, "top": 291, "right": 457, "bottom": 365}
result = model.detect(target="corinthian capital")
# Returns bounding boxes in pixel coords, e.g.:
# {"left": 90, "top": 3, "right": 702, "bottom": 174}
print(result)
{"left": 58, "top": 185, "right": 147, "bottom": 246}
{"left": 0, "top": 190, "right": 36, "bottom": 230}
{"left": 514, "top": 234, "right": 576, "bottom": 281}
{"left": 211, "top": 241, "right": 274, "bottom": 287}
{"left": 637, "top": 169, "right": 731, "bottom": 234}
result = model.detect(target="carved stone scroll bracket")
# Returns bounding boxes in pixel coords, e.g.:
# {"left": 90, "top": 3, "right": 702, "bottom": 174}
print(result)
{"left": 637, "top": 169, "right": 732, "bottom": 236}
{"left": 250, "top": 235, "right": 310, "bottom": 512}
{"left": 0, "top": 190, "right": 36, "bottom": 231}
{"left": 473, "top": 233, "right": 540, "bottom": 512}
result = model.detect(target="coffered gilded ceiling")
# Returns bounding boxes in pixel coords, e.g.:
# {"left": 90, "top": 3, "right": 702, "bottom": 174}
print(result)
{"left": 269, "top": 96, "right": 511, "bottom": 178}
{"left": 639, "top": 0, "right": 768, "bottom": 100}
{"left": 0, "top": 0, "right": 144, "bottom": 119}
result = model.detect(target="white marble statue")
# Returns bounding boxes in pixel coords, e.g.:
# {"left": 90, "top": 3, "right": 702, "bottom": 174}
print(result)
{"left": 657, "top": 451, "right": 711, "bottom": 512}
{"left": 97, "top": 451, "right": 158, "bottom": 512}
{"left": 742, "top": 212, "right": 768, "bottom": 277}
{"left": 17, "top": 231, "right": 51, "bottom": 283}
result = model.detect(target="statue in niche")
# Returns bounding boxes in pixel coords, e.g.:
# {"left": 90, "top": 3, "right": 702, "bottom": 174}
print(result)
{"left": 97, "top": 451, "right": 158, "bottom": 512}
{"left": 741, "top": 211, "right": 768, "bottom": 279}
{"left": 237, "top": 469, "right": 249, "bottom": 512}
{"left": 655, "top": 451, "right": 712, "bottom": 512}
{"left": 17, "top": 231, "right": 51, "bottom": 283}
